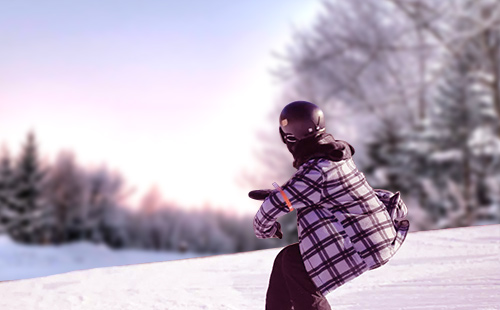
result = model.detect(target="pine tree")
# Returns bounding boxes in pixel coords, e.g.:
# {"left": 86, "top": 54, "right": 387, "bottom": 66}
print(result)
{"left": 9, "top": 132, "right": 46, "bottom": 243}
{"left": 374, "top": 0, "right": 500, "bottom": 230}
{"left": 363, "top": 121, "right": 414, "bottom": 194}
{"left": 464, "top": 0, "right": 500, "bottom": 224}
{"left": 0, "top": 146, "right": 16, "bottom": 234}
{"left": 431, "top": 48, "right": 475, "bottom": 225}
{"left": 408, "top": 31, "right": 500, "bottom": 228}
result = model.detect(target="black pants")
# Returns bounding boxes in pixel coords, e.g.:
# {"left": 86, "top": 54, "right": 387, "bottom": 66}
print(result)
{"left": 266, "top": 243, "right": 331, "bottom": 310}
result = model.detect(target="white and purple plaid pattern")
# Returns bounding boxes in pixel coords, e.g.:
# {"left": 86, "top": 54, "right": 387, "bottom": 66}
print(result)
{"left": 254, "top": 158, "right": 409, "bottom": 295}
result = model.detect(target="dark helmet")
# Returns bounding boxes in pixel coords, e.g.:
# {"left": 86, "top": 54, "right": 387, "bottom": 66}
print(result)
{"left": 279, "top": 101, "right": 325, "bottom": 143}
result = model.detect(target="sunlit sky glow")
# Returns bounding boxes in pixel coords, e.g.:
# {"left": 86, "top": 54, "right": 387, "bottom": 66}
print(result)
{"left": 0, "top": 0, "right": 323, "bottom": 214}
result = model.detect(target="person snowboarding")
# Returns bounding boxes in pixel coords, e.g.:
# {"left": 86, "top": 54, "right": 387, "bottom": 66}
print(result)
{"left": 250, "top": 101, "right": 409, "bottom": 310}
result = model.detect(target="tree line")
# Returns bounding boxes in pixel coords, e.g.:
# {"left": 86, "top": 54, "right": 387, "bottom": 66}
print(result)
{"left": 251, "top": 0, "right": 500, "bottom": 230}
{"left": 0, "top": 133, "right": 289, "bottom": 253}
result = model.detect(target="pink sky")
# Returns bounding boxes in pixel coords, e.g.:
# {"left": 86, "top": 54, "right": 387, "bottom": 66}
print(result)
{"left": 0, "top": 0, "right": 323, "bottom": 214}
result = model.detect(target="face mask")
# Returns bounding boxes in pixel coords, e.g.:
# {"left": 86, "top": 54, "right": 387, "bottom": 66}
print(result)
{"left": 279, "top": 127, "right": 298, "bottom": 144}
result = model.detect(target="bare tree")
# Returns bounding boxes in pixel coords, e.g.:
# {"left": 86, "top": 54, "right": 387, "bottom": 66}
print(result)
{"left": 43, "top": 151, "right": 87, "bottom": 243}
{"left": 85, "top": 165, "right": 129, "bottom": 244}
{"left": 388, "top": 0, "right": 500, "bottom": 134}
{"left": 249, "top": 0, "right": 500, "bottom": 230}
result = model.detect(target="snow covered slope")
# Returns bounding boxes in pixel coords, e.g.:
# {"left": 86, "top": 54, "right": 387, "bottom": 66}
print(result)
{"left": 0, "top": 236, "right": 202, "bottom": 281}
{"left": 1, "top": 225, "right": 499, "bottom": 310}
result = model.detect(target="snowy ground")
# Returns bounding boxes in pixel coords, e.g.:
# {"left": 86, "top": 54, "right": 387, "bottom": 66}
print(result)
{"left": 1, "top": 225, "right": 499, "bottom": 310}
{"left": 0, "top": 237, "right": 203, "bottom": 281}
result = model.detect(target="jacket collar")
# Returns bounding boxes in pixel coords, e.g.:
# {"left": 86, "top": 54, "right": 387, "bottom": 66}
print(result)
{"left": 288, "top": 133, "right": 355, "bottom": 169}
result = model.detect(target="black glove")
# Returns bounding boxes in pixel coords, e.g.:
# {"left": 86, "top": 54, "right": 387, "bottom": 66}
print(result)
{"left": 248, "top": 189, "right": 273, "bottom": 200}
{"left": 275, "top": 228, "right": 283, "bottom": 239}
{"left": 274, "top": 222, "right": 283, "bottom": 239}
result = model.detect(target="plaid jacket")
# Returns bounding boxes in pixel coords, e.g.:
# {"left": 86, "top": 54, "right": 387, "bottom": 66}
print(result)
{"left": 254, "top": 157, "right": 409, "bottom": 295}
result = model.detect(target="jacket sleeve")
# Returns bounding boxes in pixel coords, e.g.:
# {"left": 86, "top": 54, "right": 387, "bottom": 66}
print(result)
{"left": 253, "top": 162, "right": 324, "bottom": 239}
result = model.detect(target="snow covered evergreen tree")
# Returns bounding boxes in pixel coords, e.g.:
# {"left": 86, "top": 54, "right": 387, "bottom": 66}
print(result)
{"left": 0, "top": 146, "right": 16, "bottom": 235}
{"left": 9, "top": 132, "right": 46, "bottom": 243}
{"left": 419, "top": 53, "right": 476, "bottom": 227}
{"left": 260, "top": 0, "right": 500, "bottom": 231}
{"left": 463, "top": 0, "right": 500, "bottom": 225}
{"left": 404, "top": 0, "right": 500, "bottom": 228}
